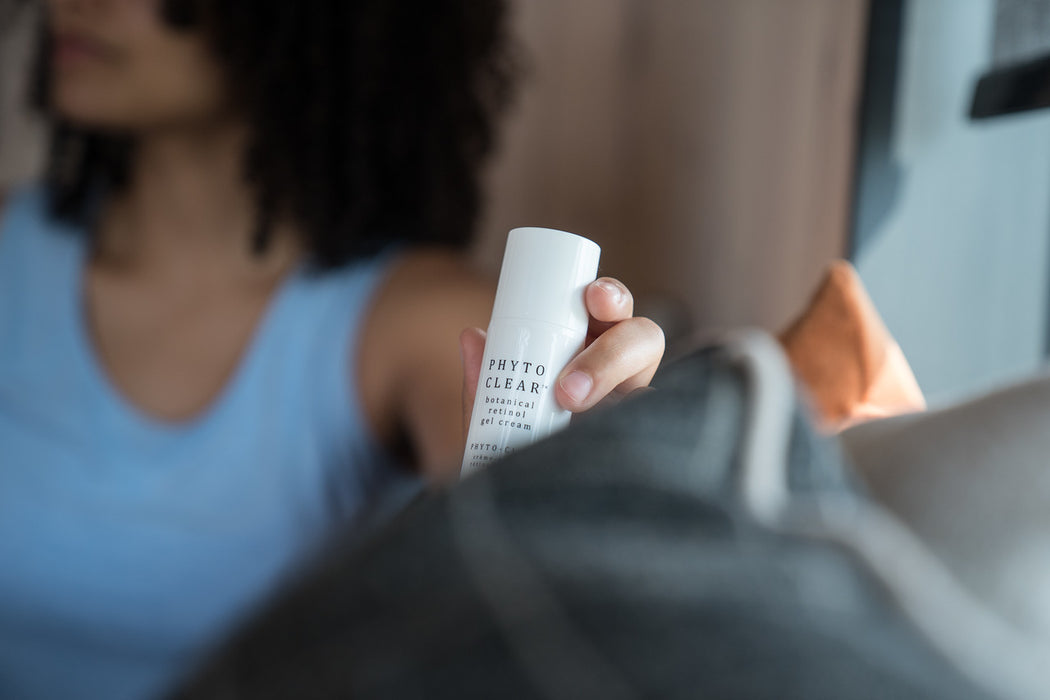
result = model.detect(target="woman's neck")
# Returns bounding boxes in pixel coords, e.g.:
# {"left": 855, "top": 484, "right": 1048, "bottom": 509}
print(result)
{"left": 93, "top": 121, "right": 301, "bottom": 287}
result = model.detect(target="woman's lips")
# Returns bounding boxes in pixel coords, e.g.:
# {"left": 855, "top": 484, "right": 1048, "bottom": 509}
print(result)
{"left": 52, "top": 33, "right": 118, "bottom": 68}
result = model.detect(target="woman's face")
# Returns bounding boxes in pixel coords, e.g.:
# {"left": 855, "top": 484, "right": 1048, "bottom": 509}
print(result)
{"left": 45, "top": 0, "right": 229, "bottom": 131}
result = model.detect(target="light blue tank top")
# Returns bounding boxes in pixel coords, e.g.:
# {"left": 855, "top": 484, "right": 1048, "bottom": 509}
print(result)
{"left": 0, "top": 186, "right": 418, "bottom": 699}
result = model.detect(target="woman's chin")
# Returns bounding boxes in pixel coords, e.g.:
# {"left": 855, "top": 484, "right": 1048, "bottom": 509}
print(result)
{"left": 49, "top": 81, "right": 143, "bottom": 130}
{"left": 52, "top": 99, "right": 127, "bottom": 130}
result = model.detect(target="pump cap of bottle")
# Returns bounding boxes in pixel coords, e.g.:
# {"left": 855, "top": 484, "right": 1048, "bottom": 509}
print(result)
{"left": 490, "top": 227, "right": 601, "bottom": 332}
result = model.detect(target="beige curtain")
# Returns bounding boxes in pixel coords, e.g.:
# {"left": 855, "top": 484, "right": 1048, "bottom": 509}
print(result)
{"left": 479, "top": 0, "right": 869, "bottom": 337}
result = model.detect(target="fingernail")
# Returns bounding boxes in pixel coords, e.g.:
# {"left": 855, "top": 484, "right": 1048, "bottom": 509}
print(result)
{"left": 560, "top": 371, "right": 593, "bottom": 404}
{"left": 595, "top": 279, "right": 625, "bottom": 304}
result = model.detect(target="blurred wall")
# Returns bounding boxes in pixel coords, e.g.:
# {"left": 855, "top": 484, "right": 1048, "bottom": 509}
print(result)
{"left": 0, "top": 2, "right": 44, "bottom": 189}
{"left": 853, "top": 0, "right": 1050, "bottom": 404}
{"left": 479, "top": 0, "right": 869, "bottom": 338}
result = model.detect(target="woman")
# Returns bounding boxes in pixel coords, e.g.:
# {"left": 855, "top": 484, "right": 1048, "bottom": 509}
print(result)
{"left": 0, "top": 0, "right": 664, "bottom": 698}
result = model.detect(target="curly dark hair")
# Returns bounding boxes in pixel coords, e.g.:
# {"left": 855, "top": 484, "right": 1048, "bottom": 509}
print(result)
{"left": 22, "top": 0, "right": 515, "bottom": 266}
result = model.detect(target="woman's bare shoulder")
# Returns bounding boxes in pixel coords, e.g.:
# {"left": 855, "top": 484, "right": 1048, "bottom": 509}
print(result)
{"left": 358, "top": 246, "right": 497, "bottom": 389}
{"left": 356, "top": 247, "right": 496, "bottom": 472}
{"left": 380, "top": 248, "right": 494, "bottom": 309}
{"left": 356, "top": 249, "right": 495, "bottom": 356}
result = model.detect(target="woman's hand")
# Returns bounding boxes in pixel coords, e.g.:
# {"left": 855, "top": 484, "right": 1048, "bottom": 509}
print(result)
{"left": 460, "top": 277, "right": 665, "bottom": 433}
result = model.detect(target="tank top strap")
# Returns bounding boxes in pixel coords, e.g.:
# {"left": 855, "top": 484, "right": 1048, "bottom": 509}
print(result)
{"left": 221, "top": 246, "right": 413, "bottom": 514}
{"left": 0, "top": 184, "right": 83, "bottom": 296}
{"left": 0, "top": 186, "right": 88, "bottom": 439}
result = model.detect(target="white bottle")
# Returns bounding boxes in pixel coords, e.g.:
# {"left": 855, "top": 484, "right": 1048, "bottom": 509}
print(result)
{"left": 461, "top": 227, "right": 601, "bottom": 477}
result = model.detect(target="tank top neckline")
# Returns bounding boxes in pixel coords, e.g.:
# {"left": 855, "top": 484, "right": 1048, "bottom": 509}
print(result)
{"left": 64, "top": 235, "right": 307, "bottom": 440}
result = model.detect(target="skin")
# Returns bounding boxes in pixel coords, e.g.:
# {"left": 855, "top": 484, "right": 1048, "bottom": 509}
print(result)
{"left": 17, "top": 0, "right": 665, "bottom": 480}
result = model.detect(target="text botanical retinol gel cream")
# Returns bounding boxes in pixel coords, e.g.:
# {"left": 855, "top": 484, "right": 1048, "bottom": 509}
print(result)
{"left": 461, "top": 227, "right": 601, "bottom": 477}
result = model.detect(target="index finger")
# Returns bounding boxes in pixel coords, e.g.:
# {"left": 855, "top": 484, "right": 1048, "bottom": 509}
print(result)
{"left": 586, "top": 277, "right": 634, "bottom": 336}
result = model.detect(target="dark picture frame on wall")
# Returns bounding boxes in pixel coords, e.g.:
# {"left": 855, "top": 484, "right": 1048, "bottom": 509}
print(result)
{"left": 849, "top": 0, "right": 906, "bottom": 261}
{"left": 971, "top": 0, "right": 1050, "bottom": 119}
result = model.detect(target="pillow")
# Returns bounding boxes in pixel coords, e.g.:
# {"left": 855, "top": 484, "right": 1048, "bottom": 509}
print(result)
{"left": 779, "top": 260, "right": 925, "bottom": 431}
{"left": 840, "top": 374, "right": 1050, "bottom": 645}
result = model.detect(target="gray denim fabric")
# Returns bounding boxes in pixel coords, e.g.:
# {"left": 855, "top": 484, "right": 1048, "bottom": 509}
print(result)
{"left": 177, "top": 334, "right": 997, "bottom": 700}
